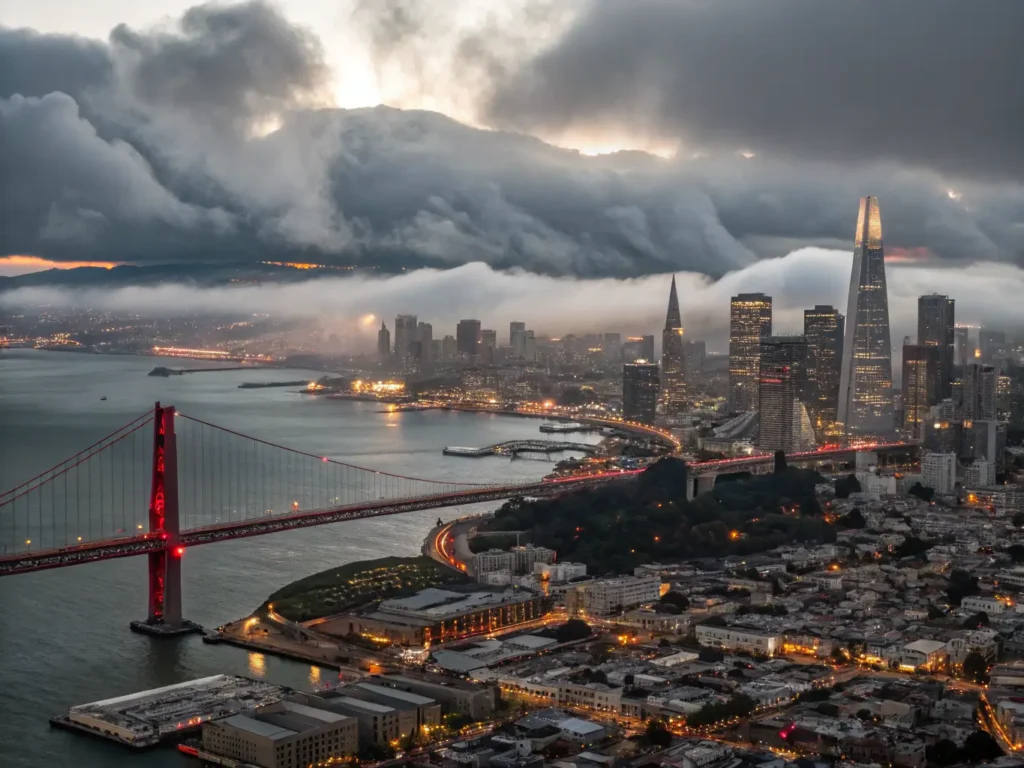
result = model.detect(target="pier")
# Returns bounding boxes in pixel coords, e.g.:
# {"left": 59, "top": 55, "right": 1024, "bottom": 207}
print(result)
{"left": 442, "top": 440, "right": 601, "bottom": 458}
{"left": 538, "top": 422, "right": 603, "bottom": 434}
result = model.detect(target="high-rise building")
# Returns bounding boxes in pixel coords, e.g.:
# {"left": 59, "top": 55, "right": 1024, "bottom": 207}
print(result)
{"left": 480, "top": 329, "right": 497, "bottom": 364}
{"left": 602, "top": 333, "right": 622, "bottom": 362}
{"left": 394, "top": 315, "right": 417, "bottom": 365}
{"left": 377, "top": 323, "right": 391, "bottom": 364}
{"left": 917, "top": 294, "right": 955, "bottom": 400}
{"left": 622, "top": 362, "right": 659, "bottom": 425}
{"left": 417, "top": 322, "right": 433, "bottom": 362}
{"left": 980, "top": 329, "right": 1007, "bottom": 364}
{"left": 623, "top": 336, "right": 655, "bottom": 364}
{"left": 837, "top": 196, "right": 895, "bottom": 438}
{"left": 683, "top": 340, "right": 706, "bottom": 377}
{"left": 661, "top": 276, "right": 687, "bottom": 414}
{"left": 523, "top": 331, "right": 537, "bottom": 362}
{"left": 803, "top": 305, "right": 844, "bottom": 439}
{"left": 456, "top": 319, "right": 481, "bottom": 357}
{"left": 921, "top": 452, "right": 957, "bottom": 494}
{"left": 441, "top": 335, "right": 457, "bottom": 361}
{"left": 955, "top": 326, "right": 972, "bottom": 367}
{"left": 509, "top": 321, "right": 526, "bottom": 347}
{"left": 963, "top": 363, "right": 997, "bottom": 422}
{"left": 756, "top": 336, "right": 811, "bottom": 453}
{"left": 902, "top": 344, "right": 940, "bottom": 439}
{"left": 728, "top": 293, "right": 773, "bottom": 414}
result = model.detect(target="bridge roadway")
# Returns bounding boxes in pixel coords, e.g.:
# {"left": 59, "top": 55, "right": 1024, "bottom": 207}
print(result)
{"left": 0, "top": 470, "right": 640, "bottom": 577}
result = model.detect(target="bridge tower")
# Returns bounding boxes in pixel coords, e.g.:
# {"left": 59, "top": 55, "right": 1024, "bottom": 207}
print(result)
{"left": 130, "top": 403, "right": 200, "bottom": 637}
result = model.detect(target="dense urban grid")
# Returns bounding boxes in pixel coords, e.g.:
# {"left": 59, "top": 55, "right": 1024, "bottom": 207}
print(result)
{"left": 6, "top": 197, "right": 1024, "bottom": 768}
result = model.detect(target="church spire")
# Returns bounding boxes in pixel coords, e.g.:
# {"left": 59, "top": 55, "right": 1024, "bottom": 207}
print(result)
{"left": 665, "top": 275, "right": 682, "bottom": 329}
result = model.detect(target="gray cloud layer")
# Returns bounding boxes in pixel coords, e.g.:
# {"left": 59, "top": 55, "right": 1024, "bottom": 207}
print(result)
{"left": 486, "top": 0, "right": 1024, "bottom": 182}
{"left": 0, "top": 1, "right": 1023, "bottom": 279}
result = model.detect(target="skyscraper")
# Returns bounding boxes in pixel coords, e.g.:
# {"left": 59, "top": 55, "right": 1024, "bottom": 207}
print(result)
{"left": 509, "top": 321, "right": 526, "bottom": 347}
{"left": 602, "top": 333, "right": 622, "bottom": 362}
{"left": 803, "top": 305, "right": 844, "bottom": 439}
{"left": 963, "top": 363, "right": 997, "bottom": 421}
{"left": 902, "top": 344, "right": 940, "bottom": 439}
{"left": 917, "top": 294, "right": 955, "bottom": 400}
{"left": 623, "top": 336, "right": 655, "bottom": 364}
{"left": 394, "top": 315, "right": 418, "bottom": 365}
{"left": 728, "top": 293, "right": 773, "bottom": 414}
{"left": 980, "top": 329, "right": 1008, "bottom": 364}
{"left": 837, "top": 196, "right": 895, "bottom": 438}
{"left": 480, "top": 329, "right": 497, "bottom": 364}
{"left": 416, "top": 322, "right": 433, "bottom": 363}
{"left": 683, "top": 340, "right": 706, "bottom": 377}
{"left": 955, "top": 326, "right": 971, "bottom": 367}
{"left": 756, "top": 336, "right": 812, "bottom": 453}
{"left": 456, "top": 319, "right": 481, "bottom": 357}
{"left": 661, "top": 276, "right": 686, "bottom": 414}
{"left": 377, "top": 322, "right": 391, "bottom": 364}
{"left": 622, "top": 362, "right": 659, "bottom": 425}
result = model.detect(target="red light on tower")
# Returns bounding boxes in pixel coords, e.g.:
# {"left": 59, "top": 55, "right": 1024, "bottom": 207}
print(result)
{"left": 173, "top": 546, "right": 185, "bottom": 557}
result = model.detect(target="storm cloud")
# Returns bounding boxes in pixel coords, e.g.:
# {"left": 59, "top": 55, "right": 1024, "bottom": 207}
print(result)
{"left": 0, "top": 0, "right": 1023, "bottom": 279}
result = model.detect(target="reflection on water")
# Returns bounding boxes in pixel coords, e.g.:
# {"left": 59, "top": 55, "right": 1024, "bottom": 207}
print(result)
{"left": 248, "top": 652, "right": 266, "bottom": 677}
{"left": 309, "top": 666, "right": 321, "bottom": 686}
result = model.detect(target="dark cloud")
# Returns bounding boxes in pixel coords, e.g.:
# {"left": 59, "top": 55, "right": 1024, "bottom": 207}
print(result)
{"left": 0, "top": 1, "right": 1022, "bottom": 281}
{"left": 0, "top": 28, "right": 112, "bottom": 102}
{"left": 486, "top": 0, "right": 1024, "bottom": 182}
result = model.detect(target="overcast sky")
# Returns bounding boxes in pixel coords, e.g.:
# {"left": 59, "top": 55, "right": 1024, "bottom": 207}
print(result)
{"left": 1, "top": 0, "right": 1022, "bottom": 333}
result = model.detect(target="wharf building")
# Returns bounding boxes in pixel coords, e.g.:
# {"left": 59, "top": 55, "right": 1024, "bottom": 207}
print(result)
{"left": 201, "top": 700, "right": 358, "bottom": 768}
{"left": 838, "top": 196, "right": 895, "bottom": 439}
{"left": 756, "top": 335, "right": 815, "bottom": 453}
{"left": 661, "top": 276, "right": 687, "bottom": 414}
{"left": 803, "top": 305, "right": 844, "bottom": 440}
{"left": 729, "top": 293, "right": 773, "bottom": 414}
{"left": 622, "top": 361, "right": 659, "bottom": 425}
{"left": 918, "top": 294, "right": 956, "bottom": 400}
{"left": 291, "top": 684, "right": 441, "bottom": 747}
{"left": 332, "top": 587, "right": 546, "bottom": 646}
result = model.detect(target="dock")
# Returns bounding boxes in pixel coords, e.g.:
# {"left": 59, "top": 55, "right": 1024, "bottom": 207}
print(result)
{"left": 442, "top": 440, "right": 600, "bottom": 458}
{"left": 50, "top": 674, "right": 288, "bottom": 749}
{"left": 539, "top": 422, "right": 603, "bottom": 434}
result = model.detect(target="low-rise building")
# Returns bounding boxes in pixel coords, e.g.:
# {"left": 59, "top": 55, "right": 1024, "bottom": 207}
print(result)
{"left": 565, "top": 576, "right": 662, "bottom": 616}
{"left": 371, "top": 674, "right": 496, "bottom": 720}
{"left": 202, "top": 701, "right": 357, "bottom": 768}
{"left": 694, "top": 624, "right": 781, "bottom": 655}
{"left": 961, "top": 595, "right": 1009, "bottom": 615}
{"left": 534, "top": 562, "right": 587, "bottom": 582}
{"left": 899, "top": 640, "right": 947, "bottom": 672}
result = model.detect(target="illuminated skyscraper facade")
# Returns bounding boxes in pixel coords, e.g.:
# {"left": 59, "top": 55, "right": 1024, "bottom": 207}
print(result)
{"left": 728, "top": 293, "right": 773, "bottom": 414}
{"left": 623, "top": 362, "right": 659, "bottom": 425}
{"left": 757, "top": 336, "right": 812, "bottom": 453}
{"left": 661, "top": 276, "right": 686, "bottom": 414}
{"left": 803, "top": 305, "right": 844, "bottom": 439}
{"left": 837, "top": 197, "right": 895, "bottom": 437}
{"left": 917, "top": 294, "right": 955, "bottom": 400}
{"left": 902, "top": 344, "right": 939, "bottom": 440}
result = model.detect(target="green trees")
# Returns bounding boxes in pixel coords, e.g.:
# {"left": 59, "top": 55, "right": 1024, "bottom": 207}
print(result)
{"left": 962, "top": 651, "right": 990, "bottom": 684}
{"left": 947, "top": 569, "right": 981, "bottom": 606}
{"left": 645, "top": 719, "right": 673, "bottom": 748}
{"left": 907, "top": 482, "right": 935, "bottom": 502}
{"left": 686, "top": 695, "right": 756, "bottom": 727}
{"left": 834, "top": 474, "right": 862, "bottom": 498}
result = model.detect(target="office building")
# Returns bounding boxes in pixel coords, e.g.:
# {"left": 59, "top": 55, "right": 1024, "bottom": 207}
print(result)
{"left": 963, "top": 364, "right": 997, "bottom": 421}
{"left": 441, "top": 335, "right": 457, "bottom": 361}
{"left": 902, "top": 344, "right": 940, "bottom": 439}
{"left": 803, "top": 305, "right": 844, "bottom": 438}
{"left": 622, "top": 361, "right": 659, "bottom": 424}
{"left": 456, "top": 319, "right": 481, "bottom": 357}
{"left": 623, "top": 335, "right": 655, "bottom": 364}
{"left": 602, "top": 332, "right": 622, "bottom": 361}
{"left": 565, "top": 576, "right": 662, "bottom": 616}
{"left": 963, "top": 461, "right": 997, "bottom": 488}
{"left": 966, "top": 420, "right": 1007, "bottom": 472}
{"left": 921, "top": 452, "right": 957, "bottom": 494}
{"left": 694, "top": 625, "right": 781, "bottom": 656}
{"left": 729, "top": 293, "right": 773, "bottom": 414}
{"left": 838, "top": 196, "right": 895, "bottom": 437}
{"left": 393, "top": 314, "right": 418, "bottom": 364}
{"left": 683, "top": 340, "right": 706, "bottom": 377}
{"left": 757, "top": 336, "right": 812, "bottom": 453}
{"left": 416, "top": 322, "right": 433, "bottom": 362}
{"left": 376, "top": 323, "right": 390, "bottom": 364}
{"left": 918, "top": 294, "right": 955, "bottom": 399}
{"left": 479, "top": 329, "right": 497, "bottom": 365}
{"left": 202, "top": 701, "right": 357, "bottom": 768}
{"left": 955, "top": 326, "right": 972, "bottom": 367}
{"left": 661, "top": 276, "right": 687, "bottom": 414}
{"left": 509, "top": 321, "right": 526, "bottom": 347}
{"left": 980, "top": 329, "right": 1008, "bottom": 363}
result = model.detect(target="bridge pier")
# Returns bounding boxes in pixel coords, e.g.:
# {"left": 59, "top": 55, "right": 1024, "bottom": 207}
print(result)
{"left": 687, "top": 473, "right": 716, "bottom": 501}
{"left": 130, "top": 403, "right": 201, "bottom": 638}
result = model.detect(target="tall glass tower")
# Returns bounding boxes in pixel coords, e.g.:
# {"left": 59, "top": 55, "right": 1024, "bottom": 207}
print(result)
{"left": 661, "top": 276, "right": 686, "bottom": 414}
{"left": 837, "top": 196, "right": 895, "bottom": 438}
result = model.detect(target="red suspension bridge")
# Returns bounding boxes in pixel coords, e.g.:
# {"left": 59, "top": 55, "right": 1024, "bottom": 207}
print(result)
{"left": 0, "top": 403, "right": 639, "bottom": 635}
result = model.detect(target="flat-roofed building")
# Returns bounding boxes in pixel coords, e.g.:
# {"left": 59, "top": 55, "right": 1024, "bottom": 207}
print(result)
{"left": 694, "top": 625, "right": 781, "bottom": 655}
{"left": 202, "top": 701, "right": 357, "bottom": 768}
{"left": 565, "top": 576, "right": 662, "bottom": 616}
{"left": 371, "top": 673, "right": 497, "bottom": 719}
{"left": 296, "top": 693, "right": 404, "bottom": 747}
{"left": 340, "top": 682, "right": 441, "bottom": 733}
